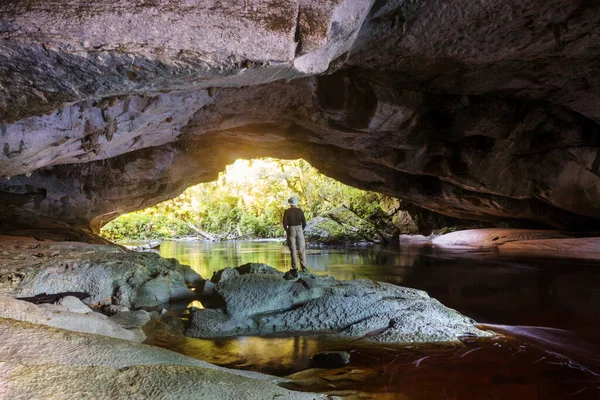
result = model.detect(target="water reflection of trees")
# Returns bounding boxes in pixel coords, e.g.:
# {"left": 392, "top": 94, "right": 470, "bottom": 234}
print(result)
{"left": 160, "top": 240, "right": 600, "bottom": 338}
{"left": 176, "top": 335, "right": 323, "bottom": 375}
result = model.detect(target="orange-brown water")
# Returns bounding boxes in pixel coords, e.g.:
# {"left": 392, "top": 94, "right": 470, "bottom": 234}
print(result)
{"left": 144, "top": 241, "right": 600, "bottom": 399}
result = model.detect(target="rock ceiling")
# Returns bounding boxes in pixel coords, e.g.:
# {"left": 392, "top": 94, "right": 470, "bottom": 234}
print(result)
{"left": 0, "top": 0, "right": 599, "bottom": 233}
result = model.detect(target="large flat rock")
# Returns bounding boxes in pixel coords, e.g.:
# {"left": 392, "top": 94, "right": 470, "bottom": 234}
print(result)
{"left": 0, "top": 318, "right": 328, "bottom": 400}
{"left": 0, "top": 295, "right": 142, "bottom": 342}
{"left": 499, "top": 237, "right": 600, "bottom": 260}
{"left": 432, "top": 229, "right": 569, "bottom": 248}
{"left": 431, "top": 229, "right": 600, "bottom": 259}
{"left": 187, "top": 266, "right": 494, "bottom": 343}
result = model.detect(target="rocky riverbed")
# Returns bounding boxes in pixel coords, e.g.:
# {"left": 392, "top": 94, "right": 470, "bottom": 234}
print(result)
{"left": 0, "top": 236, "right": 332, "bottom": 399}
{"left": 0, "top": 234, "right": 498, "bottom": 399}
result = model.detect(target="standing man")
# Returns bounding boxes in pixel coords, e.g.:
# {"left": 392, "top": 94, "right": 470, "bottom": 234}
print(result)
{"left": 283, "top": 196, "right": 308, "bottom": 274}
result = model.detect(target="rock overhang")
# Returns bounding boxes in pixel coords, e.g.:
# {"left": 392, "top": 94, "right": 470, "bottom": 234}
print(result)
{"left": 0, "top": 0, "right": 599, "bottom": 234}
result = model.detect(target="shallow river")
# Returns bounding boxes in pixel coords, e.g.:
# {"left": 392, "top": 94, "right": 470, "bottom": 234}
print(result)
{"left": 146, "top": 240, "right": 600, "bottom": 399}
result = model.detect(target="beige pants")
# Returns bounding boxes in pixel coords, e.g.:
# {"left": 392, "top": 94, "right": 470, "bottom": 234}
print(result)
{"left": 287, "top": 225, "right": 307, "bottom": 270}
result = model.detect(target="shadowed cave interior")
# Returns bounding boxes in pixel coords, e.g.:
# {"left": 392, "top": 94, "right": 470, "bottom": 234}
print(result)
{"left": 1, "top": 1, "right": 600, "bottom": 399}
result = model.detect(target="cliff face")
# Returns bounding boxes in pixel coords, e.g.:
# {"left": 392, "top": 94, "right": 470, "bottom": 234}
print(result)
{"left": 0, "top": 0, "right": 599, "bottom": 233}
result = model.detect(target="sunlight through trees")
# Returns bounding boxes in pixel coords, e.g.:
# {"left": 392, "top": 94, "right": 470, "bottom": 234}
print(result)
{"left": 100, "top": 158, "right": 392, "bottom": 241}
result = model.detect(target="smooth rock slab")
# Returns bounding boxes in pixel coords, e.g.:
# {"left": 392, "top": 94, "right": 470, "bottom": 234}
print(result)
{"left": 0, "top": 296, "right": 141, "bottom": 342}
{"left": 432, "top": 229, "right": 568, "bottom": 248}
{"left": 0, "top": 363, "right": 330, "bottom": 400}
{"left": 0, "top": 318, "right": 273, "bottom": 381}
{"left": 0, "top": 318, "right": 329, "bottom": 400}
{"left": 109, "top": 310, "right": 151, "bottom": 329}
{"left": 187, "top": 268, "right": 493, "bottom": 343}
{"left": 498, "top": 237, "right": 600, "bottom": 260}
{"left": 55, "top": 295, "right": 93, "bottom": 314}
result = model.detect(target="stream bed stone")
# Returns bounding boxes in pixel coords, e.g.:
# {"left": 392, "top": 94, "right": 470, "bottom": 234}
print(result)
{"left": 187, "top": 264, "right": 494, "bottom": 343}
{"left": 0, "top": 236, "right": 201, "bottom": 310}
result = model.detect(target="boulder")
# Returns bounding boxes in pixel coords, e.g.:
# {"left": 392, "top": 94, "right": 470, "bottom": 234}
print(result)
{"left": 0, "top": 238, "right": 200, "bottom": 310}
{"left": 304, "top": 216, "right": 355, "bottom": 245}
{"left": 310, "top": 351, "right": 351, "bottom": 368}
{"left": 210, "top": 267, "right": 240, "bottom": 284}
{"left": 56, "top": 296, "right": 94, "bottom": 314}
{"left": 187, "top": 266, "right": 494, "bottom": 343}
{"left": 196, "top": 279, "right": 216, "bottom": 297}
{"left": 305, "top": 207, "right": 398, "bottom": 245}
{"left": 134, "top": 273, "right": 194, "bottom": 309}
{"left": 235, "top": 263, "right": 282, "bottom": 276}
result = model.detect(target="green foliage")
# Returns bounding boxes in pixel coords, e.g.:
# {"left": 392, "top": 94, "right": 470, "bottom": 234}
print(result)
{"left": 101, "top": 211, "right": 193, "bottom": 241}
{"left": 100, "top": 158, "right": 394, "bottom": 241}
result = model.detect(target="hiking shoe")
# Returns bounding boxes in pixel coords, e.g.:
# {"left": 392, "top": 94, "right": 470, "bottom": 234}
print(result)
{"left": 283, "top": 269, "right": 299, "bottom": 280}
{"left": 300, "top": 265, "right": 310, "bottom": 273}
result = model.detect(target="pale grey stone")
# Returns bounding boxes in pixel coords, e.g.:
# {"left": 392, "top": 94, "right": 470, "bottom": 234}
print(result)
{"left": 0, "top": 240, "right": 200, "bottom": 310}
{"left": 109, "top": 310, "right": 151, "bottom": 329}
{"left": 56, "top": 296, "right": 93, "bottom": 314}
{"left": 0, "top": 296, "right": 140, "bottom": 342}
{"left": 187, "top": 268, "right": 493, "bottom": 343}
{"left": 0, "top": 318, "right": 329, "bottom": 400}
{"left": 1, "top": 1, "right": 599, "bottom": 234}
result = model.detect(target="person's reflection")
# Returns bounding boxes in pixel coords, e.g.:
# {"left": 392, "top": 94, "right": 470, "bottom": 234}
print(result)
{"left": 292, "top": 336, "right": 311, "bottom": 370}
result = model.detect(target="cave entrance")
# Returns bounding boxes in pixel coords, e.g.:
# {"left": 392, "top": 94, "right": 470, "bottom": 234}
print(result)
{"left": 99, "top": 158, "right": 399, "bottom": 243}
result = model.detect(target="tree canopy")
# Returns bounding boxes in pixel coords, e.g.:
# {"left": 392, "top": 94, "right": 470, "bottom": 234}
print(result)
{"left": 100, "top": 158, "right": 393, "bottom": 241}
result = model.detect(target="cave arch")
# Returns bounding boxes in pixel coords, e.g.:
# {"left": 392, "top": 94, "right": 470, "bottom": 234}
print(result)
{"left": 1, "top": 0, "right": 600, "bottom": 237}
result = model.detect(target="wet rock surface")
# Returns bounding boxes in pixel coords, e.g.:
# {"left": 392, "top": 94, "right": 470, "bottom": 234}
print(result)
{"left": 432, "top": 229, "right": 570, "bottom": 248}
{"left": 428, "top": 228, "right": 600, "bottom": 259}
{"left": 0, "top": 236, "right": 201, "bottom": 309}
{"left": 0, "top": 1, "right": 599, "bottom": 234}
{"left": 304, "top": 207, "right": 398, "bottom": 245}
{"left": 0, "top": 318, "right": 329, "bottom": 400}
{"left": 187, "top": 265, "right": 493, "bottom": 343}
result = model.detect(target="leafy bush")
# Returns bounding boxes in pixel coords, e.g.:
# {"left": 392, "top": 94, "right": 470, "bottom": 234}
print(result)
{"left": 100, "top": 158, "right": 396, "bottom": 241}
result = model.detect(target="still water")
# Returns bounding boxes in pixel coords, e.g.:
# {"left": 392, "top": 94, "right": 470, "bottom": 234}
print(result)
{"left": 147, "top": 240, "right": 600, "bottom": 399}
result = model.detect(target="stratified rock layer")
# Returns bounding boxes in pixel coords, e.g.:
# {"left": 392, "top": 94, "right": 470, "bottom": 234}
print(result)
{"left": 431, "top": 228, "right": 600, "bottom": 259}
{"left": 187, "top": 265, "right": 494, "bottom": 343}
{"left": 0, "top": 1, "right": 599, "bottom": 232}
{"left": 0, "top": 295, "right": 144, "bottom": 342}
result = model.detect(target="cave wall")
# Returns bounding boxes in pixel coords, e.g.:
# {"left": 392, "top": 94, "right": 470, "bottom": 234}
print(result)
{"left": 0, "top": 0, "right": 599, "bottom": 234}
